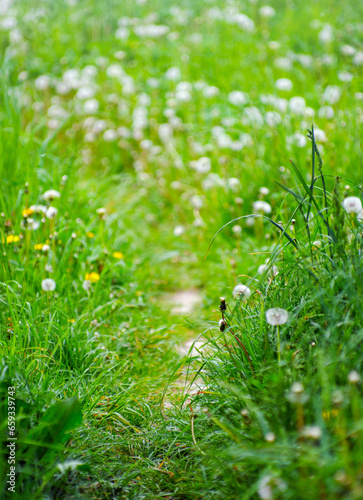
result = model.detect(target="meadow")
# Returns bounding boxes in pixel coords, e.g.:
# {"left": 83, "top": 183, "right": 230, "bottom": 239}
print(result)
{"left": 0, "top": 0, "right": 362, "bottom": 498}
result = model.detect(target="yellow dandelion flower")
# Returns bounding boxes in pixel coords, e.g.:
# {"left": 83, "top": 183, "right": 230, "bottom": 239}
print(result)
{"left": 136, "top": 291, "right": 143, "bottom": 297}
{"left": 34, "top": 243, "right": 44, "bottom": 250}
{"left": 112, "top": 251, "right": 124, "bottom": 259}
{"left": 87, "top": 231, "right": 95, "bottom": 238}
{"left": 6, "top": 235, "right": 20, "bottom": 244}
{"left": 85, "top": 272, "right": 100, "bottom": 283}
{"left": 68, "top": 319, "right": 75, "bottom": 323}
{"left": 22, "top": 208, "right": 34, "bottom": 217}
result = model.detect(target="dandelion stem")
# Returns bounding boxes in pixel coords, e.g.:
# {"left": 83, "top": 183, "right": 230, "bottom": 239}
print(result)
{"left": 277, "top": 325, "right": 281, "bottom": 368}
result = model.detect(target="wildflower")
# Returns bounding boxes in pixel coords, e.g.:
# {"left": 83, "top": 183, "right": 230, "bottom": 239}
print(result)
{"left": 219, "top": 319, "right": 226, "bottom": 332}
{"left": 342, "top": 196, "right": 362, "bottom": 214}
{"left": 259, "top": 6, "right": 276, "bottom": 18}
{"left": 219, "top": 297, "right": 227, "bottom": 311}
{"left": 41, "top": 278, "right": 56, "bottom": 291}
{"left": 82, "top": 280, "right": 92, "bottom": 291}
{"left": 258, "top": 475, "right": 287, "bottom": 500}
{"left": 5, "top": 235, "right": 20, "bottom": 244}
{"left": 347, "top": 370, "right": 360, "bottom": 384}
{"left": 113, "top": 251, "right": 124, "bottom": 259}
{"left": 85, "top": 272, "right": 100, "bottom": 283}
{"left": 45, "top": 264, "right": 53, "bottom": 273}
{"left": 87, "top": 231, "right": 95, "bottom": 238}
{"left": 189, "top": 157, "right": 211, "bottom": 174}
{"left": 291, "top": 382, "right": 304, "bottom": 394}
{"left": 266, "top": 308, "right": 289, "bottom": 325}
{"left": 275, "top": 78, "right": 293, "bottom": 91}
{"left": 259, "top": 187, "right": 270, "bottom": 196}
{"left": 264, "top": 432, "right": 276, "bottom": 442}
{"left": 42, "top": 244, "right": 50, "bottom": 252}
{"left": 22, "top": 208, "right": 34, "bottom": 217}
{"left": 30, "top": 204, "right": 47, "bottom": 214}
{"left": 301, "top": 425, "right": 322, "bottom": 440}
{"left": 43, "top": 190, "right": 61, "bottom": 201}
{"left": 232, "top": 225, "right": 242, "bottom": 234}
{"left": 173, "top": 225, "right": 185, "bottom": 236}
{"left": 312, "top": 240, "right": 322, "bottom": 249}
{"left": 34, "top": 243, "right": 44, "bottom": 250}
{"left": 232, "top": 284, "right": 251, "bottom": 300}
{"left": 46, "top": 207, "right": 58, "bottom": 219}
{"left": 258, "top": 264, "right": 278, "bottom": 277}
{"left": 228, "top": 91, "right": 248, "bottom": 106}
{"left": 253, "top": 201, "right": 271, "bottom": 214}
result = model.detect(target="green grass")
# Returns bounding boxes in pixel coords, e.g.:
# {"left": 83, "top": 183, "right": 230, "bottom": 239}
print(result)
{"left": 0, "top": 0, "right": 362, "bottom": 498}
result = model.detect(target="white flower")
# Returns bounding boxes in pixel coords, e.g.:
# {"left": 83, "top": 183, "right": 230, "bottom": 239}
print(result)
{"left": 173, "top": 225, "right": 185, "bottom": 236}
{"left": 43, "top": 190, "right": 60, "bottom": 201}
{"left": 275, "top": 78, "right": 293, "bottom": 91}
{"left": 343, "top": 196, "right": 362, "bottom": 214}
{"left": 264, "top": 432, "right": 275, "bottom": 442}
{"left": 103, "top": 129, "right": 118, "bottom": 142}
{"left": 323, "top": 85, "right": 341, "bottom": 104}
{"left": 232, "top": 225, "right": 242, "bottom": 234}
{"left": 82, "top": 280, "right": 92, "bottom": 291}
{"left": 258, "top": 475, "right": 287, "bottom": 500}
{"left": 301, "top": 426, "right": 322, "bottom": 440}
{"left": 259, "top": 187, "right": 270, "bottom": 196}
{"left": 291, "top": 382, "right": 304, "bottom": 394}
{"left": 348, "top": 370, "right": 360, "bottom": 384}
{"left": 289, "top": 96, "right": 306, "bottom": 114}
{"left": 165, "top": 66, "right": 181, "bottom": 81}
{"left": 42, "top": 244, "right": 50, "bottom": 252}
{"left": 233, "top": 284, "right": 251, "bottom": 300}
{"left": 30, "top": 204, "right": 48, "bottom": 214}
{"left": 84, "top": 98, "right": 99, "bottom": 114}
{"left": 35, "top": 75, "right": 51, "bottom": 91}
{"left": 190, "top": 157, "right": 211, "bottom": 174}
{"left": 338, "top": 71, "right": 353, "bottom": 82}
{"left": 265, "top": 308, "right": 289, "bottom": 325}
{"left": 45, "top": 264, "right": 53, "bottom": 273}
{"left": 228, "top": 91, "right": 248, "bottom": 106}
{"left": 190, "top": 195, "right": 203, "bottom": 209}
{"left": 253, "top": 200, "right": 271, "bottom": 214}
{"left": 41, "top": 278, "right": 56, "bottom": 291}
{"left": 258, "top": 264, "right": 278, "bottom": 276}
{"left": 46, "top": 207, "right": 58, "bottom": 219}
{"left": 259, "top": 6, "right": 276, "bottom": 18}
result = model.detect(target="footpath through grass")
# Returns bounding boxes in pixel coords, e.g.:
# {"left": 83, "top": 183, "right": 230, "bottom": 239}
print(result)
{"left": 0, "top": 0, "right": 363, "bottom": 498}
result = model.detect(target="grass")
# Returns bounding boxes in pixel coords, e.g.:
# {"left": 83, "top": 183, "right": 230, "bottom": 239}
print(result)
{"left": 0, "top": 0, "right": 362, "bottom": 498}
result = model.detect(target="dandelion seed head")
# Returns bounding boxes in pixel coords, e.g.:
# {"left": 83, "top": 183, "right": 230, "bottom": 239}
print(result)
{"left": 41, "top": 278, "right": 56, "bottom": 291}
{"left": 265, "top": 308, "right": 289, "bottom": 325}
{"left": 46, "top": 207, "right": 58, "bottom": 219}
{"left": 301, "top": 425, "right": 322, "bottom": 440}
{"left": 43, "top": 190, "right": 60, "bottom": 201}
{"left": 343, "top": 196, "right": 362, "bottom": 214}
{"left": 348, "top": 370, "right": 360, "bottom": 384}
{"left": 232, "top": 284, "right": 251, "bottom": 300}
{"left": 253, "top": 200, "right": 271, "bottom": 214}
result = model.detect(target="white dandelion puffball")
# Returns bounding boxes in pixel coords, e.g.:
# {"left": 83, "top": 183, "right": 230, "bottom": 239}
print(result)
{"left": 43, "top": 189, "right": 60, "bottom": 201}
{"left": 42, "top": 278, "right": 56, "bottom": 292}
{"left": 275, "top": 78, "right": 293, "bottom": 91}
{"left": 253, "top": 200, "right": 272, "bottom": 214}
{"left": 233, "top": 284, "right": 251, "bottom": 300}
{"left": 266, "top": 308, "right": 289, "bottom": 326}
{"left": 343, "top": 196, "right": 362, "bottom": 214}
{"left": 259, "top": 6, "right": 276, "bottom": 18}
{"left": 348, "top": 370, "right": 360, "bottom": 384}
{"left": 82, "top": 280, "right": 92, "bottom": 291}
{"left": 46, "top": 207, "right": 58, "bottom": 219}
{"left": 301, "top": 426, "right": 322, "bottom": 440}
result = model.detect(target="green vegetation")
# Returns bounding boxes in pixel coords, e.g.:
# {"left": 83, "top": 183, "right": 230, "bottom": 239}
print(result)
{"left": 0, "top": 0, "right": 362, "bottom": 498}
